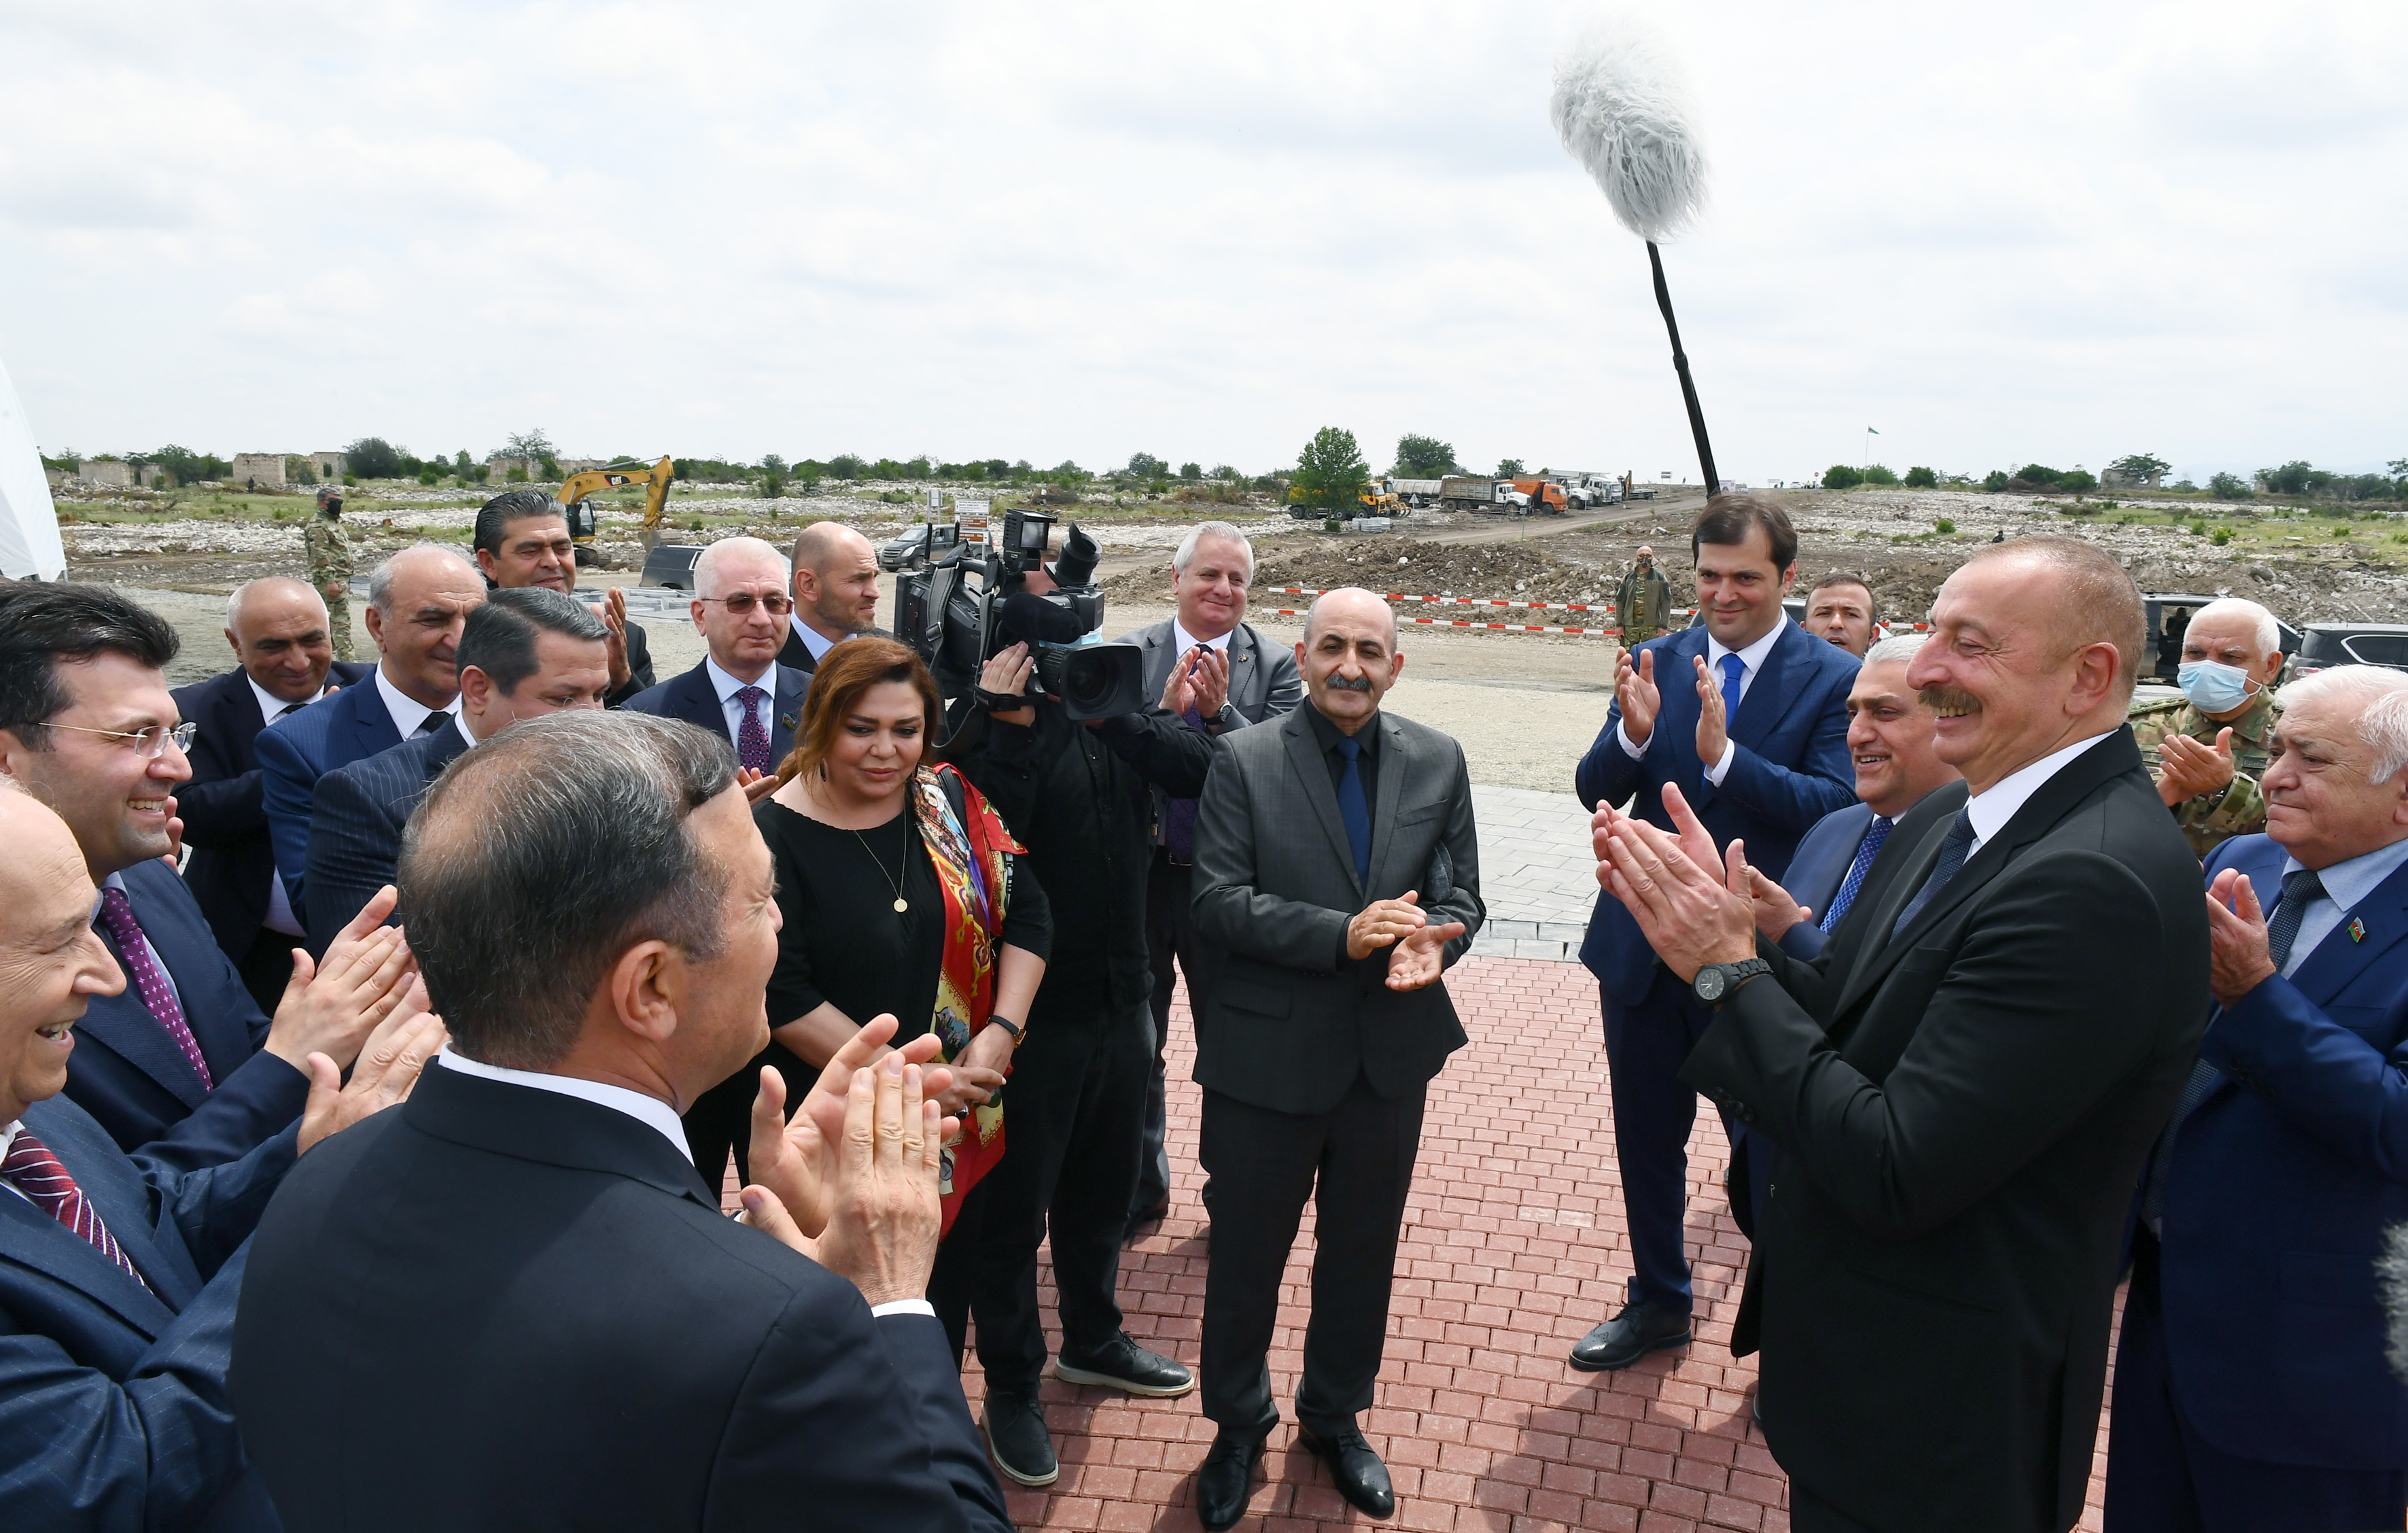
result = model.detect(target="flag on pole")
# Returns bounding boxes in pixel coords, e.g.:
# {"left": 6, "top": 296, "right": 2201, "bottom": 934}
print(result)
{"left": 1868, "top": 427, "right": 1880, "bottom": 434}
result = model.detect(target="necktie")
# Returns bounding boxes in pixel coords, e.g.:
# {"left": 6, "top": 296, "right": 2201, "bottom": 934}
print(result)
{"left": 1719, "top": 653, "right": 1745, "bottom": 726}
{"left": 2, "top": 1129, "right": 148, "bottom": 1290}
{"left": 277, "top": 702, "right": 303, "bottom": 719}
{"left": 1335, "top": 736, "right": 1372, "bottom": 886}
{"left": 93, "top": 888, "right": 213, "bottom": 1089}
{"left": 1890, "top": 810, "right": 1977, "bottom": 941}
{"left": 734, "top": 685, "right": 772, "bottom": 774}
{"left": 1162, "top": 704, "right": 1208, "bottom": 862}
{"left": 2141, "top": 865, "right": 2328, "bottom": 1229}
{"left": 413, "top": 711, "right": 449, "bottom": 736}
{"left": 1819, "top": 816, "right": 1895, "bottom": 933}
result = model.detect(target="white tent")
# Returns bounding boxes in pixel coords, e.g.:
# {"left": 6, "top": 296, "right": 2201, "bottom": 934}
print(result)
{"left": 0, "top": 352, "right": 66, "bottom": 581}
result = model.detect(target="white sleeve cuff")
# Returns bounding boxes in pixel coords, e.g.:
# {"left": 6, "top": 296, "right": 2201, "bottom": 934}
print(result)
{"left": 1617, "top": 720, "right": 1647, "bottom": 760}
{"left": 871, "top": 1298, "right": 937, "bottom": 1319}
{"left": 1703, "top": 738, "right": 1737, "bottom": 785}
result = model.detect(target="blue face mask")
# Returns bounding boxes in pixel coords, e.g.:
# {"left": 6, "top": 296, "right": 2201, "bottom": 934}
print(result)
{"left": 2178, "top": 659, "right": 2260, "bottom": 714}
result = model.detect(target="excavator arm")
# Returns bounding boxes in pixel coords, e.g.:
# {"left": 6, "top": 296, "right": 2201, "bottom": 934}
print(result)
{"left": 557, "top": 456, "right": 678, "bottom": 553}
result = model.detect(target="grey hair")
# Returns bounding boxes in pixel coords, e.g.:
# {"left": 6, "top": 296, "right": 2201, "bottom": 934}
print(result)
{"left": 400, "top": 712, "right": 739, "bottom": 1069}
{"left": 1174, "top": 521, "right": 1255, "bottom": 584}
{"left": 226, "top": 576, "right": 326, "bottom": 628}
{"left": 366, "top": 543, "right": 478, "bottom": 615}
{"left": 1863, "top": 634, "right": 1926, "bottom": 668}
{"left": 694, "top": 536, "right": 790, "bottom": 600}
{"left": 2188, "top": 597, "right": 2282, "bottom": 659}
{"left": 2280, "top": 664, "right": 2408, "bottom": 782}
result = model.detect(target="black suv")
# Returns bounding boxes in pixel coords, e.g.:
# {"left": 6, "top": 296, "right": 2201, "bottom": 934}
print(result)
{"left": 2287, "top": 623, "right": 2408, "bottom": 682}
{"left": 638, "top": 544, "right": 705, "bottom": 591}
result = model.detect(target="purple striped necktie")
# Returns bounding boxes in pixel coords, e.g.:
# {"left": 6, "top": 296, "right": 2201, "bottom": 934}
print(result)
{"left": 2, "top": 1129, "right": 149, "bottom": 1290}
{"left": 94, "top": 886, "right": 214, "bottom": 1089}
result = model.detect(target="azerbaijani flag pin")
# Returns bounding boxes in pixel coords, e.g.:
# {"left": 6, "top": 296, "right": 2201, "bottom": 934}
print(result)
{"left": 2350, "top": 917, "right": 2367, "bottom": 943}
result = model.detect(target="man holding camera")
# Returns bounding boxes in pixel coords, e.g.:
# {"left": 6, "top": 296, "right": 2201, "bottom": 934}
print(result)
{"left": 945, "top": 530, "right": 1217, "bottom": 1489}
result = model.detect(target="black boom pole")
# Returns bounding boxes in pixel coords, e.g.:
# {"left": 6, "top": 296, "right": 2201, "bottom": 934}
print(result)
{"left": 1647, "top": 239, "right": 1720, "bottom": 498}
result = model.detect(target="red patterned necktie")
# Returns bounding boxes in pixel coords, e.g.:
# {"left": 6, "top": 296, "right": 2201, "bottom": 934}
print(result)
{"left": 94, "top": 886, "right": 215, "bottom": 1089}
{"left": 2, "top": 1129, "right": 149, "bottom": 1290}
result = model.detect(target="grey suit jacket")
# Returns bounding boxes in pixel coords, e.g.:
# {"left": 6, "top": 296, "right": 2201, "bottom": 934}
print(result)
{"left": 1121, "top": 618, "right": 1303, "bottom": 847}
{"left": 1188, "top": 705, "right": 1483, "bottom": 1115}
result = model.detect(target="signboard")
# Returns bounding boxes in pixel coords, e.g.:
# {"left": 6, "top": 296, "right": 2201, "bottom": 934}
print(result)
{"left": 956, "top": 498, "right": 990, "bottom": 547}
{"left": 927, "top": 487, "right": 945, "bottom": 510}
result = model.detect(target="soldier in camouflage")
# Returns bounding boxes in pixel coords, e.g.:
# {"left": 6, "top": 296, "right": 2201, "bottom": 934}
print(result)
{"left": 304, "top": 486, "right": 354, "bottom": 661}
{"left": 1615, "top": 545, "right": 1676, "bottom": 647}
{"left": 2128, "top": 596, "right": 2286, "bottom": 857}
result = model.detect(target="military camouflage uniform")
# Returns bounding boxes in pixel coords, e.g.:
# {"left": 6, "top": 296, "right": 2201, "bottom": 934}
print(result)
{"left": 2129, "top": 687, "right": 2278, "bottom": 859}
{"left": 304, "top": 512, "right": 355, "bottom": 661}
{"left": 1616, "top": 562, "right": 1676, "bottom": 645}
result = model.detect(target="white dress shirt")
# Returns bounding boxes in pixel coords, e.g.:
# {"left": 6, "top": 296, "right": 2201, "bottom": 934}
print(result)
{"left": 1170, "top": 618, "right": 1232, "bottom": 657}
{"left": 0, "top": 1122, "right": 24, "bottom": 1204}
{"left": 788, "top": 615, "right": 840, "bottom": 666}
{"left": 373, "top": 667, "right": 457, "bottom": 742}
{"left": 1618, "top": 617, "right": 1790, "bottom": 785}
{"left": 94, "top": 871, "right": 182, "bottom": 1011}
{"left": 704, "top": 656, "right": 780, "bottom": 747}
{"left": 2275, "top": 836, "right": 2408, "bottom": 978}
{"left": 1962, "top": 730, "right": 2118, "bottom": 856}
{"left": 249, "top": 677, "right": 330, "bottom": 937}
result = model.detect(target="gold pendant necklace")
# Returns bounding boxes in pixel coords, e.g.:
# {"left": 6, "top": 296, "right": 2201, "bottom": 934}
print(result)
{"left": 853, "top": 827, "right": 909, "bottom": 914}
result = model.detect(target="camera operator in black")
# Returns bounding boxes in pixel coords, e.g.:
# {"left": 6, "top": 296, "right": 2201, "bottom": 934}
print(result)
{"left": 943, "top": 570, "right": 1219, "bottom": 1489}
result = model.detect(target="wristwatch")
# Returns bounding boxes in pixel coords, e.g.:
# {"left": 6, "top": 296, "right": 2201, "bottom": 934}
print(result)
{"left": 1692, "top": 957, "right": 1773, "bottom": 1005}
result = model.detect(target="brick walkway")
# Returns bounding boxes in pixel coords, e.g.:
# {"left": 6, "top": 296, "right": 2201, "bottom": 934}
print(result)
{"left": 923, "top": 954, "right": 2121, "bottom": 1532}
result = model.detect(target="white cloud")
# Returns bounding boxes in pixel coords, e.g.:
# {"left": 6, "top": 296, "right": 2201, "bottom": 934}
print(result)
{"left": 0, "top": 0, "right": 2400, "bottom": 481}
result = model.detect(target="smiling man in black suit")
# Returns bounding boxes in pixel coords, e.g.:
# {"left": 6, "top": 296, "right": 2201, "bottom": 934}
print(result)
{"left": 171, "top": 578, "right": 372, "bottom": 1012}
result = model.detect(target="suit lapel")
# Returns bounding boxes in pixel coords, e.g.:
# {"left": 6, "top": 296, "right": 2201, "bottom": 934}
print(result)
{"left": 772, "top": 666, "right": 807, "bottom": 761}
{"left": 1652, "top": 628, "right": 1711, "bottom": 802}
{"left": 1229, "top": 625, "right": 1262, "bottom": 715}
{"left": 1729, "top": 623, "right": 1826, "bottom": 754}
{"left": 2288, "top": 852, "right": 2408, "bottom": 1003}
{"left": 1280, "top": 710, "right": 1359, "bottom": 897}
{"left": 354, "top": 683, "right": 402, "bottom": 755}
{"left": 0, "top": 1168, "right": 178, "bottom": 1336}
{"left": 211, "top": 676, "right": 267, "bottom": 773}
{"left": 1365, "top": 712, "right": 1410, "bottom": 895}
{"left": 79, "top": 893, "right": 213, "bottom": 1109}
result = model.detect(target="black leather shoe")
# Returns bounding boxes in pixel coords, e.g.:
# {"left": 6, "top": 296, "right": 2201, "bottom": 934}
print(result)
{"left": 1297, "top": 1424, "right": 1395, "bottom": 1519}
{"left": 980, "top": 1388, "right": 1058, "bottom": 1487}
{"left": 1567, "top": 1301, "right": 1692, "bottom": 1371}
{"left": 1196, "top": 1430, "right": 1266, "bottom": 1530}
{"left": 1054, "top": 1333, "right": 1196, "bottom": 1397}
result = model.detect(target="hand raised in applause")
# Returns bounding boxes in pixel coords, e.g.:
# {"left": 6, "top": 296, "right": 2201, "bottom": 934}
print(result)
{"left": 2203, "top": 867, "right": 2279, "bottom": 1008}
{"left": 298, "top": 986, "right": 447, "bottom": 1152}
{"left": 1593, "top": 784, "right": 1758, "bottom": 982}
{"left": 1187, "top": 647, "right": 1231, "bottom": 720}
{"left": 744, "top": 1014, "right": 958, "bottom": 1250}
{"left": 1614, "top": 647, "right": 1661, "bottom": 748}
{"left": 262, "top": 885, "right": 419, "bottom": 1071}
{"left": 2158, "top": 729, "right": 2237, "bottom": 806}
{"left": 741, "top": 1050, "right": 949, "bottom": 1307}
{"left": 1348, "top": 889, "right": 1429, "bottom": 960}
{"left": 593, "top": 587, "right": 633, "bottom": 693}
{"left": 1385, "top": 912, "right": 1467, "bottom": 991}
{"left": 1692, "top": 655, "right": 1730, "bottom": 767}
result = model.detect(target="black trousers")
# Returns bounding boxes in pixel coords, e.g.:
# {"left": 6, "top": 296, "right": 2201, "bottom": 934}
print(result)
{"left": 1199, "top": 1075, "right": 1425, "bottom": 1439}
{"left": 934, "top": 999, "right": 1151, "bottom": 1396}
{"left": 236, "top": 925, "right": 298, "bottom": 1019}
{"left": 1135, "top": 853, "right": 1202, "bottom": 1216}
{"left": 679, "top": 1039, "right": 810, "bottom": 1192}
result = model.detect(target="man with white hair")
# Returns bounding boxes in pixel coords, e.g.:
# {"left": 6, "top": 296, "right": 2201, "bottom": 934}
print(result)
{"left": 1117, "top": 519, "right": 1302, "bottom": 1230}
{"left": 2106, "top": 664, "right": 2408, "bottom": 1532}
{"left": 625, "top": 536, "right": 809, "bottom": 804}
{"left": 2131, "top": 596, "right": 2286, "bottom": 857}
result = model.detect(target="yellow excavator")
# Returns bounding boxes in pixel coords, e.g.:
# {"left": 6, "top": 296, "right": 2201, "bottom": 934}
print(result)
{"left": 558, "top": 456, "right": 678, "bottom": 561}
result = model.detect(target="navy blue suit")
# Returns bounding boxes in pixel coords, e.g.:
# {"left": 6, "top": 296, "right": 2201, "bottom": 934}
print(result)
{"left": 2106, "top": 833, "right": 2408, "bottom": 1531}
{"left": 170, "top": 664, "right": 372, "bottom": 991}
{"left": 67, "top": 858, "right": 309, "bottom": 1170}
{"left": 302, "top": 721, "right": 475, "bottom": 957}
{"left": 0, "top": 1092, "right": 297, "bottom": 1532}
{"left": 256, "top": 675, "right": 414, "bottom": 924}
{"left": 1772, "top": 802, "right": 1877, "bottom": 964}
{"left": 623, "top": 659, "right": 808, "bottom": 769}
{"left": 1575, "top": 618, "right": 1857, "bottom": 1311}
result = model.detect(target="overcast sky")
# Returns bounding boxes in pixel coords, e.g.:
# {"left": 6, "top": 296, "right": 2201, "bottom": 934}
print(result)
{"left": 3, "top": 1, "right": 2401, "bottom": 485}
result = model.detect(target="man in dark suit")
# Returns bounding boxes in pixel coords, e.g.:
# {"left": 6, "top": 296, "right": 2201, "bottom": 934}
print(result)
{"left": 1592, "top": 536, "right": 2210, "bottom": 1532}
{"left": 1119, "top": 518, "right": 1303, "bottom": 1229}
{"left": 778, "top": 520, "right": 882, "bottom": 673}
{"left": 626, "top": 536, "right": 807, "bottom": 805}
{"left": 258, "top": 543, "right": 485, "bottom": 921}
{"left": 1186, "top": 587, "right": 1483, "bottom": 1528}
{"left": 0, "top": 782, "right": 442, "bottom": 1533}
{"left": 470, "top": 487, "right": 655, "bottom": 706}
{"left": 2105, "top": 664, "right": 2408, "bottom": 1532}
{"left": 1569, "top": 496, "right": 1859, "bottom": 1372}
{"left": 230, "top": 710, "right": 1012, "bottom": 1532}
{"left": 304, "top": 588, "right": 612, "bottom": 953}
{"left": 0, "top": 583, "right": 422, "bottom": 1163}
{"left": 171, "top": 577, "right": 372, "bottom": 1012}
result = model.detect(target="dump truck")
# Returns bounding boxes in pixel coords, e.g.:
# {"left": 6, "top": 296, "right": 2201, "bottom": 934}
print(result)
{"left": 1508, "top": 477, "right": 1570, "bottom": 513}
{"left": 1439, "top": 476, "right": 1504, "bottom": 510}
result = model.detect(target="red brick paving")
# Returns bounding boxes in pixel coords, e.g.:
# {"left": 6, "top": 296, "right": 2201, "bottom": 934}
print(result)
{"left": 737, "top": 955, "right": 2124, "bottom": 1530}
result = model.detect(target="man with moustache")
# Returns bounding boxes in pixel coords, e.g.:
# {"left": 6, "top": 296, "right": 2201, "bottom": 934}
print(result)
{"left": 780, "top": 521, "right": 885, "bottom": 674}
{"left": 1591, "top": 536, "right": 2209, "bottom": 1532}
{"left": 1803, "top": 573, "right": 1879, "bottom": 658}
{"left": 470, "top": 488, "right": 654, "bottom": 706}
{"left": 1615, "top": 545, "right": 1676, "bottom": 646}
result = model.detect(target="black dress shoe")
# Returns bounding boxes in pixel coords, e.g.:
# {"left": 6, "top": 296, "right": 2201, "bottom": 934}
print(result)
{"left": 1054, "top": 1332, "right": 1196, "bottom": 1397}
{"left": 1196, "top": 1430, "right": 1266, "bottom": 1531}
{"left": 1297, "top": 1424, "right": 1395, "bottom": 1519}
{"left": 1567, "top": 1301, "right": 1692, "bottom": 1371}
{"left": 980, "top": 1388, "right": 1058, "bottom": 1487}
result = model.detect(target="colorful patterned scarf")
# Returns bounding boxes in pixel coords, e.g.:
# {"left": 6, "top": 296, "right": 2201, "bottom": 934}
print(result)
{"left": 913, "top": 763, "right": 1023, "bottom": 1237}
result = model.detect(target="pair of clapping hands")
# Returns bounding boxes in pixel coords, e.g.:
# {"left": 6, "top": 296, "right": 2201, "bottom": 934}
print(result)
{"left": 1346, "top": 891, "right": 1465, "bottom": 991}
{"left": 264, "top": 886, "right": 450, "bottom": 1153}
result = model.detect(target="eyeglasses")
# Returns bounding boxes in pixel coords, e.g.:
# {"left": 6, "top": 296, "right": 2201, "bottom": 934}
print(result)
{"left": 697, "top": 593, "right": 795, "bottom": 617}
{"left": 44, "top": 721, "right": 198, "bottom": 759}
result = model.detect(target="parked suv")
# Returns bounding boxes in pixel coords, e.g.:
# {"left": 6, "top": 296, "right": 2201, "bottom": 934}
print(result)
{"left": 638, "top": 544, "right": 705, "bottom": 591}
{"left": 2287, "top": 623, "right": 2408, "bottom": 682}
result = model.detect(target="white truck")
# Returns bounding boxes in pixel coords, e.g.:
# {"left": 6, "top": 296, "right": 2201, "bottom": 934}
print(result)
{"left": 1439, "top": 475, "right": 1505, "bottom": 511}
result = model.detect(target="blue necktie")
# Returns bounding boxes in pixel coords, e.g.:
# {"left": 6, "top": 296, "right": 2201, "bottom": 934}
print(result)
{"left": 1335, "top": 736, "right": 1372, "bottom": 886}
{"left": 1719, "top": 653, "right": 1745, "bottom": 726}
{"left": 1819, "top": 816, "right": 1894, "bottom": 933}
{"left": 1890, "top": 810, "right": 1977, "bottom": 941}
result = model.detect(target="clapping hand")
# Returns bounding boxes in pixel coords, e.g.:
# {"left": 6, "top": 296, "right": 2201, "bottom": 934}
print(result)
{"left": 2158, "top": 729, "right": 2237, "bottom": 805}
{"left": 1187, "top": 647, "right": 1231, "bottom": 719}
{"left": 1386, "top": 913, "right": 1467, "bottom": 991}
{"left": 1348, "top": 890, "right": 1429, "bottom": 960}
{"left": 2203, "top": 867, "right": 2278, "bottom": 1007}
{"left": 1592, "top": 785, "right": 1758, "bottom": 982}
{"left": 1614, "top": 647, "right": 1661, "bottom": 748}
{"left": 743, "top": 1014, "right": 958, "bottom": 1248}
{"left": 593, "top": 587, "right": 633, "bottom": 692}
{"left": 263, "top": 886, "right": 419, "bottom": 1071}
{"left": 298, "top": 985, "right": 447, "bottom": 1152}
{"left": 1692, "top": 655, "right": 1730, "bottom": 767}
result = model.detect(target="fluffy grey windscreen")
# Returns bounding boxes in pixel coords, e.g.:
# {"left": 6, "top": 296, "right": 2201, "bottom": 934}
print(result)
{"left": 1550, "top": 14, "right": 1708, "bottom": 244}
{"left": 2381, "top": 1224, "right": 2408, "bottom": 1381}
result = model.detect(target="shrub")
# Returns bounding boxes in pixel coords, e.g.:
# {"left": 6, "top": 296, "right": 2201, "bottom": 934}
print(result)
{"left": 1934, "top": 517, "right": 1956, "bottom": 534}
{"left": 2016, "top": 464, "right": 2063, "bottom": 487}
{"left": 2209, "top": 472, "right": 2252, "bottom": 500}
{"left": 1862, "top": 464, "right": 1900, "bottom": 486}
{"left": 345, "top": 437, "right": 405, "bottom": 479}
{"left": 506, "top": 468, "right": 528, "bottom": 483}
{"left": 2212, "top": 528, "right": 2231, "bottom": 546}
{"left": 2059, "top": 470, "right": 2098, "bottom": 494}
{"left": 1904, "top": 466, "right": 1938, "bottom": 488}
{"left": 2188, "top": 521, "right": 2205, "bottom": 536}
{"left": 1983, "top": 470, "right": 2010, "bottom": 492}
{"left": 1822, "top": 464, "right": 1864, "bottom": 490}
{"left": 417, "top": 469, "right": 438, "bottom": 486}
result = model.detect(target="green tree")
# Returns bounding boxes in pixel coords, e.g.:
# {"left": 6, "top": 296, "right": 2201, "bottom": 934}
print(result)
{"left": 2208, "top": 471, "right": 2253, "bottom": 500}
{"left": 1862, "top": 464, "right": 1900, "bottom": 487}
{"left": 760, "top": 454, "right": 789, "bottom": 498}
{"left": 2059, "top": 469, "right": 2098, "bottom": 494}
{"left": 2014, "top": 464, "right": 2063, "bottom": 487}
{"left": 504, "top": 428, "right": 556, "bottom": 462}
{"left": 1179, "top": 462, "right": 1202, "bottom": 480}
{"left": 345, "top": 438, "right": 404, "bottom": 479}
{"left": 1496, "top": 457, "right": 1524, "bottom": 477}
{"left": 1393, "top": 434, "right": 1457, "bottom": 477}
{"left": 826, "top": 453, "right": 865, "bottom": 479}
{"left": 2109, "top": 452, "right": 2171, "bottom": 487}
{"left": 1125, "top": 452, "right": 1167, "bottom": 479}
{"left": 1292, "top": 427, "right": 1370, "bottom": 513}
{"left": 1823, "top": 464, "right": 1864, "bottom": 489}
{"left": 1982, "top": 470, "right": 2010, "bottom": 492}
{"left": 1208, "top": 463, "right": 1239, "bottom": 481}
{"left": 1903, "top": 466, "right": 1938, "bottom": 488}
{"left": 2258, "top": 460, "right": 2316, "bottom": 496}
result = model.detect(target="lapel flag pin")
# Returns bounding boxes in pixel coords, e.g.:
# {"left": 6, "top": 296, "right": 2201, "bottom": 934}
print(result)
{"left": 2350, "top": 916, "right": 2367, "bottom": 943}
